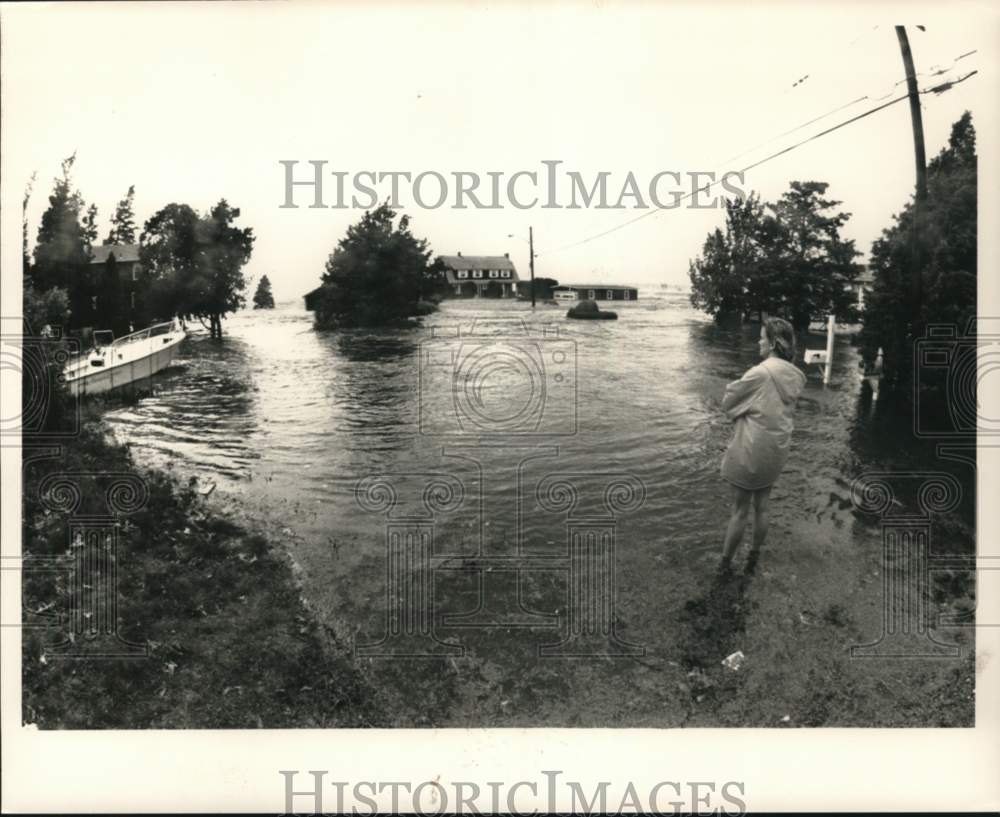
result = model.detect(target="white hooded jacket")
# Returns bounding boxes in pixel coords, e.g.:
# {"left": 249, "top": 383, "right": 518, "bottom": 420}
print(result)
{"left": 720, "top": 355, "right": 807, "bottom": 490}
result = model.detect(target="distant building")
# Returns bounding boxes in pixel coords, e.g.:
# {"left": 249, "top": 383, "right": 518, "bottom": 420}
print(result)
{"left": 304, "top": 286, "right": 323, "bottom": 311}
{"left": 554, "top": 284, "right": 638, "bottom": 302}
{"left": 846, "top": 266, "right": 875, "bottom": 310}
{"left": 438, "top": 253, "right": 519, "bottom": 298}
{"left": 90, "top": 244, "right": 141, "bottom": 315}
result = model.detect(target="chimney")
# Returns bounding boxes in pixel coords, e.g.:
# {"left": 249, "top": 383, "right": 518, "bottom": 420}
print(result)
{"left": 457, "top": 251, "right": 462, "bottom": 257}
{"left": 504, "top": 252, "right": 509, "bottom": 259}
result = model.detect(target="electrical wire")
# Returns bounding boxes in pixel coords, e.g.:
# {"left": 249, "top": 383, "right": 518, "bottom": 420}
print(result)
{"left": 721, "top": 49, "right": 977, "bottom": 166}
{"left": 538, "top": 69, "right": 978, "bottom": 258}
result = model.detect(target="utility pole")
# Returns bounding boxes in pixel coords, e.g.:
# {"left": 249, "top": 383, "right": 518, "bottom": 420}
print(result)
{"left": 895, "top": 26, "right": 928, "bottom": 203}
{"left": 895, "top": 25, "right": 927, "bottom": 325}
{"left": 529, "top": 226, "right": 536, "bottom": 308}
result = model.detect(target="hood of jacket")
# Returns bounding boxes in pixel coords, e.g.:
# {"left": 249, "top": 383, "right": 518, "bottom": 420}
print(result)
{"left": 761, "top": 356, "right": 807, "bottom": 405}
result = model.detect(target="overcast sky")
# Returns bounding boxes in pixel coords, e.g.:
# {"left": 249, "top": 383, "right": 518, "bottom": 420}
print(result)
{"left": 2, "top": 2, "right": 992, "bottom": 301}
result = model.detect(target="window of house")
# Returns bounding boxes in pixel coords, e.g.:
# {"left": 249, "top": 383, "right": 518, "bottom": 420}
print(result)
{"left": 132, "top": 267, "right": 138, "bottom": 282}
{"left": 472, "top": 270, "right": 483, "bottom": 279}
{"left": 624, "top": 290, "right": 631, "bottom": 300}
{"left": 457, "top": 270, "right": 468, "bottom": 279}
{"left": 500, "top": 270, "right": 510, "bottom": 278}
{"left": 588, "top": 289, "right": 595, "bottom": 299}
{"left": 607, "top": 290, "right": 614, "bottom": 300}
{"left": 131, "top": 293, "right": 136, "bottom": 309}
{"left": 489, "top": 270, "right": 498, "bottom": 278}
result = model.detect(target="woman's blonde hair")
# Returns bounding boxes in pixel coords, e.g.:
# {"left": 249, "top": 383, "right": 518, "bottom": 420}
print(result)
{"left": 764, "top": 317, "right": 796, "bottom": 362}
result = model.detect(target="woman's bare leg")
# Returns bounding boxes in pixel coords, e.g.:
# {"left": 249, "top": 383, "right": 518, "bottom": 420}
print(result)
{"left": 720, "top": 486, "right": 753, "bottom": 567}
{"left": 751, "top": 487, "right": 771, "bottom": 550}
{"left": 745, "top": 487, "right": 772, "bottom": 574}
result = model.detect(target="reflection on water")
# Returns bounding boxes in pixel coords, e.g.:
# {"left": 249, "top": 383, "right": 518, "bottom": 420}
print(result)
{"left": 103, "top": 297, "right": 975, "bottom": 725}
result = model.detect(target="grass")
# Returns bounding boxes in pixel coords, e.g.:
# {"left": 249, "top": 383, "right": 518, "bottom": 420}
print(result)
{"left": 21, "top": 417, "right": 383, "bottom": 729}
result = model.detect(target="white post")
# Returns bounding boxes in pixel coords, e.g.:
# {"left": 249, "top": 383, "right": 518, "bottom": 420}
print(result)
{"left": 823, "top": 314, "right": 835, "bottom": 385}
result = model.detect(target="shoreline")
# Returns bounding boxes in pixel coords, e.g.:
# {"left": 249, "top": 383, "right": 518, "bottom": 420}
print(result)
{"left": 22, "top": 380, "right": 976, "bottom": 729}
{"left": 22, "top": 412, "right": 384, "bottom": 729}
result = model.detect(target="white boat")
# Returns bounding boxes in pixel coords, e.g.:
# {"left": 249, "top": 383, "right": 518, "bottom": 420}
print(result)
{"left": 552, "top": 288, "right": 579, "bottom": 303}
{"left": 63, "top": 319, "right": 186, "bottom": 396}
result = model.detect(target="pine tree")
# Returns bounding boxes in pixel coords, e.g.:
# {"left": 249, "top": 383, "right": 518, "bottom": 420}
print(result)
{"left": 22, "top": 171, "right": 37, "bottom": 275}
{"left": 859, "top": 112, "right": 977, "bottom": 389}
{"left": 252, "top": 274, "right": 275, "bottom": 309}
{"left": 105, "top": 185, "right": 137, "bottom": 245}
{"left": 82, "top": 204, "right": 99, "bottom": 250}
{"left": 32, "top": 153, "right": 93, "bottom": 327}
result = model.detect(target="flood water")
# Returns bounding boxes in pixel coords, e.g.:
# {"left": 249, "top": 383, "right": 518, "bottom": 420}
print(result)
{"left": 103, "top": 296, "right": 976, "bottom": 726}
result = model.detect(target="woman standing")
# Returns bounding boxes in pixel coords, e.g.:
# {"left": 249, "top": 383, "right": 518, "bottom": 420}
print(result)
{"left": 719, "top": 317, "right": 807, "bottom": 572}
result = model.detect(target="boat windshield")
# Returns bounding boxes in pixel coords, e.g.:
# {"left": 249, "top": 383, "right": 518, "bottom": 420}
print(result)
{"left": 112, "top": 321, "right": 177, "bottom": 348}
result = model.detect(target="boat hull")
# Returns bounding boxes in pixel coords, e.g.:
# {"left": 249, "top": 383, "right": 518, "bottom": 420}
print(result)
{"left": 66, "top": 334, "right": 184, "bottom": 397}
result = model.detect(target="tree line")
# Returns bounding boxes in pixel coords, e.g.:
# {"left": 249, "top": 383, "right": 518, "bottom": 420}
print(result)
{"left": 688, "top": 181, "right": 861, "bottom": 331}
{"left": 858, "top": 112, "right": 976, "bottom": 389}
{"left": 688, "top": 112, "right": 977, "bottom": 393}
{"left": 23, "top": 153, "right": 254, "bottom": 339}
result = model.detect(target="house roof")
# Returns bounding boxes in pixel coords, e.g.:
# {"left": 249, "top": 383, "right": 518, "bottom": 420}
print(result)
{"left": 90, "top": 244, "right": 140, "bottom": 264}
{"left": 439, "top": 255, "right": 516, "bottom": 272}
{"left": 439, "top": 254, "right": 519, "bottom": 285}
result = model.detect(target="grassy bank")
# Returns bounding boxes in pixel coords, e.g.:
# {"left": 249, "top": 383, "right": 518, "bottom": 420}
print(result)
{"left": 22, "top": 414, "right": 382, "bottom": 729}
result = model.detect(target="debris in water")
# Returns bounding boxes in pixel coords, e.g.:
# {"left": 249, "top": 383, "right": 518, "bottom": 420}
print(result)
{"left": 721, "top": 650, "right": 745, "bottom": 671}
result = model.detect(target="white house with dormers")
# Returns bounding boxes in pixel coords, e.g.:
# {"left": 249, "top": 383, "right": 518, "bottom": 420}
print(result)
{"left": 438, "top": 253, "right": 519, "bottom": 298}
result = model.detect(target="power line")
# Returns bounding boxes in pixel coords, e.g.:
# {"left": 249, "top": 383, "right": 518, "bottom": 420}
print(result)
{"left": 721, "top": 48, "right": 977, "bottom": 166}
{"left": 719, "top": 95, "right": 868, "bottom": 167}
{"left": 867, "top": 48, "right": 977, "bottom": 101}
{"left": 539, "top": 69, "right": 977, "bottom": 258}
